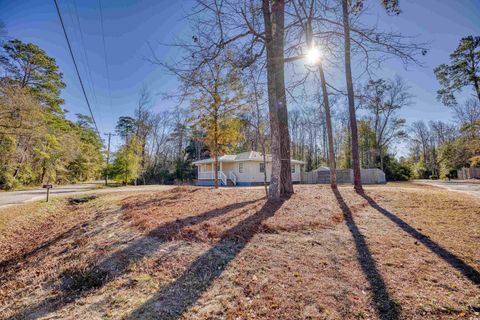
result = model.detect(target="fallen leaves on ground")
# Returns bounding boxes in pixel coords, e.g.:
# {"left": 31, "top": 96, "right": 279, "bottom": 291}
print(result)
{"left": 0, "top": 184, "right": 478, "bottom": 319}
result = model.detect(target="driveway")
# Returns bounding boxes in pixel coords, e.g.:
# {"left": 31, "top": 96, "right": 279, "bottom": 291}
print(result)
{"left": 0, "top": 184, "right": 174, "bottom": 208}
{"left": 414, "top": 180, "right": 480, "bottom": 198}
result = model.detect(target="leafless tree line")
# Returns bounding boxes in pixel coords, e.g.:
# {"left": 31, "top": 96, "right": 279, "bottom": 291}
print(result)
{"left": 140, "top": 0, "right": 426, "bottom": 197}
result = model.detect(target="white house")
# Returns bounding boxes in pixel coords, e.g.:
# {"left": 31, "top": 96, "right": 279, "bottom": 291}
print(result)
{"left": 192, "top": 151, "right": 306, "bottom": 186}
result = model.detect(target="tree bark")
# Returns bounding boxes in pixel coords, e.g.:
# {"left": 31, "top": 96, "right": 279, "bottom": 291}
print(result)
{"left": 214, "top": 153, "right": 219, "bottom": 188}
{"left": 318, "top": 63, "right": 337, "bottom": 188}
{"left": 341, "top": 0, "right": 363, "bottom": 192}
{"left": 213, "top": 113, "right": 219, "bottom": 189}
{"left": 251, "top": 68, "right": 269, "bottom": 198}
{"left": 262, "top": 0, "right": 293, "bottom": 199}
{"left": 273, "top": 0, "right": 293, "bottom": 196}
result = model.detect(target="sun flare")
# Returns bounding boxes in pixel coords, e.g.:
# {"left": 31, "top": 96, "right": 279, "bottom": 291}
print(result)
{"left": 306, "top": 46, "right": 321, "bottom": 65}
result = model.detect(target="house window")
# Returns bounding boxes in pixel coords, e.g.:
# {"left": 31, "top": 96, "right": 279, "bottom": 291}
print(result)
{"left": 239, "top": 162, "right": 244, "bottom": 173}
{"left": 291, "top": 165, "right": 296, "bottom": 173}
{"left": 259, "top": 162, "right": 265, "bottom": 173}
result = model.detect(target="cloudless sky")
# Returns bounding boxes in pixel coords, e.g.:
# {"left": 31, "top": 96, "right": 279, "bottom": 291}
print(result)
{"left": 1, "top": 0, "right": 479, "bottom": 154}
{"left": 1, "top": 0, "right": 195, "bottom": 151}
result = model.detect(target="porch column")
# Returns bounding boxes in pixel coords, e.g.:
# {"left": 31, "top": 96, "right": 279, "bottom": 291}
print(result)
{"left": 220, "top": 162, "right": 222, "bottom": 174}
{"left": 211, "top": 162, "right": 214, "bottom": 179}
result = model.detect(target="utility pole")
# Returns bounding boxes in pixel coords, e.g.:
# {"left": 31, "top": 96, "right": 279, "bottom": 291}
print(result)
{"left": 104, "top": 133, "right": 115, "bottom": 185}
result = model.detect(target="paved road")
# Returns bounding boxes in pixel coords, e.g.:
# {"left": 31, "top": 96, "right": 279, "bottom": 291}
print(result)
{"left": 414, "top": 180, "right": 480, "bottom": 198}
{"left": 0, "top": 184, "right": 174, "bottom": 208}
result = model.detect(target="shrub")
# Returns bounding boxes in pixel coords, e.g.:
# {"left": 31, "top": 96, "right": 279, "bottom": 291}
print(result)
{"left": 383, "top": 156, "right": 412, "bottom": 181}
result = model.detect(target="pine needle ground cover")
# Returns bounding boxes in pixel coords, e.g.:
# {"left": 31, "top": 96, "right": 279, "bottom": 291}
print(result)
{"left": 0, "top": 184, "right": 478, "bottom": 319}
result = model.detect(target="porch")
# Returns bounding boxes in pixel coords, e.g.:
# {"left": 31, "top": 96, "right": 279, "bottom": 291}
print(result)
{"left": 198, "top": 170, "right": 237, "bottom": 186}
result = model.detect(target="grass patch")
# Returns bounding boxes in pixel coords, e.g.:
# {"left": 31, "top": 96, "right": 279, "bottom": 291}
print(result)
{"left": 0, "top": 200, "right": 61, "bottom": 234}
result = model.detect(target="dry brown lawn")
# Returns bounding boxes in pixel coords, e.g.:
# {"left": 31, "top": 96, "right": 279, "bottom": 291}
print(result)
{"left": 0, "top": 184, "right": 478, "bottom": 320}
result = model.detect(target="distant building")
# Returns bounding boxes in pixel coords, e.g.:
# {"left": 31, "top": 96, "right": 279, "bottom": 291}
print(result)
{"left": 192, "top": 151, "right": 306, "bottom": 186}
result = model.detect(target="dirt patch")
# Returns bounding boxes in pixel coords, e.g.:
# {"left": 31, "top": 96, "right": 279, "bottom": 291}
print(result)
{"left": 0, "top": 184, "right": 478, "bottom": 319}
{"left": 68, "top": 195, "right": 98, "bottom": 205}
{"left": 61, "top": 264, "right": 109, "bottom": 292}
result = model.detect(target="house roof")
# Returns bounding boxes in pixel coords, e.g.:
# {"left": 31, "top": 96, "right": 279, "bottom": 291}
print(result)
{"left": 192, "top": 151, "right": 306, "bottom": 165}
{"left": 312, "top": 166, "right": 330, "bottom": 171}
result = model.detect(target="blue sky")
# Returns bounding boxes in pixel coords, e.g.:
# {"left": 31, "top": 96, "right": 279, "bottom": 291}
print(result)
{"left": 1, "top": 0, "right": 479, "bottom": 153}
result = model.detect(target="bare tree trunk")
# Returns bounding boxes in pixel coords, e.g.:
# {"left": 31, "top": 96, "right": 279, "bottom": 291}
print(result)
{"left": 270, "top": 0, "right": 293, "bottom": 198}
{"left": 262, "top": 0, "right": 281, "bottom": 199}
{"left": 40, "top": 163, "right": 47, "bottom": 184}
{"left": 214, "top": 153, "right": 219, "bottom": 188}
{"left": 342, "top": 0, "right": 363, "bottom": 192}
{"left": 213, "top": 115, "right": 219, "bottom": 189}
{"left": 318, "top": 63, "right": 337, "bottom": 188}
{"left": 262, "top": 0, "right": 293, "bottom": 199}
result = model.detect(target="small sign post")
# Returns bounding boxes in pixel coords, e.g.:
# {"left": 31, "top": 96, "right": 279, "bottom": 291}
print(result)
{"left": 43, "top": 184, "right": 53, "bottom": 202}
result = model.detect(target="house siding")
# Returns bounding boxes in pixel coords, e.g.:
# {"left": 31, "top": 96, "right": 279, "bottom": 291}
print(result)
{"left": 196, "top": 161, "right": 302, "bottom": 185}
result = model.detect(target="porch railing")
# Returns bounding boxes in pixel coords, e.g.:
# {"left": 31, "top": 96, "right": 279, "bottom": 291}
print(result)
{"left": 198, "top": 171, "right": 227, "bottom": 186}
{"left": 219, "top": 171, "right": 227, "bottom": 186}
{"left": 229, "top": 171, "right": 237, "bottom": 185}
{"left": 198, "top": 171, "right": 214, "bottom": 180}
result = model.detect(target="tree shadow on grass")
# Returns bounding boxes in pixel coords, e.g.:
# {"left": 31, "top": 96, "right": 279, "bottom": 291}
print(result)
{"left": 6, "top": 198, "right": 262, "bottom": 320}
{"left": 0, "top": 201, "right": 114, "bottom": 274}
{"left": 333, "top": 188, "right": 400, "bottom": 320}
{"left": 127, "top": 198, "right": 285, "bottom": 319}
{"left": 0, "top": 222, "right": 81, "bottom": 271}
{"left": 357, "top": 191, "right": 480, "bottom": 286}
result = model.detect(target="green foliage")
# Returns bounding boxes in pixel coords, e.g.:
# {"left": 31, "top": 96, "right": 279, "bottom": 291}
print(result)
{"left": 383, "top": 156, "right": 412, "bottom": 181}
{"left": 188, "top": 56, "right": 245, "bottom": 187}
{"left": 434, "top": 36, "right": 480, "bottom": 106}
{"left": 460, "top": 120, "right": 480, "bottom": 167}
{"left": 65, "top": 118, "right": 104, "bottom": 182}
{"left": 438, "top": 139, "right": 474, "bottom": 178}
{"left": 409, "top": 158, "right": 429, "bottom": 179}
{"left": 358, "top": 120, "right": 377, "bottom": 168}
{"left": 173, "top": 158, "right": 195, "bottom": 182}
{"left": 0, "top": 39, "right": 103, "bottom": 190}
{"left": 115, "top": 116, "right": 136, "bottom": 141}
{"left": 407, "top": 118, "right": 479, "bottom": 180}
{"left": 111, "top": 137, "right": 142, "bottom": 185}
{"left": 0, "top": 39, "right": 66, "bottom": 113}
{"left": 338, "top": 128, "right": 352, "bottom": 169}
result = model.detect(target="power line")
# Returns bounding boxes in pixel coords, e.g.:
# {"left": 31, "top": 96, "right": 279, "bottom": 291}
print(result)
{"left": 71, "top": 0, "right": 101, "bottom": 119}
{"left": 53, "top": 0, "right": 100, "bottom": 136}
{"left": 98, "top": 0, "right": 115, "bottom": 119}
{"left": 67, "top": 0, "right": 104, "bottom": 133}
